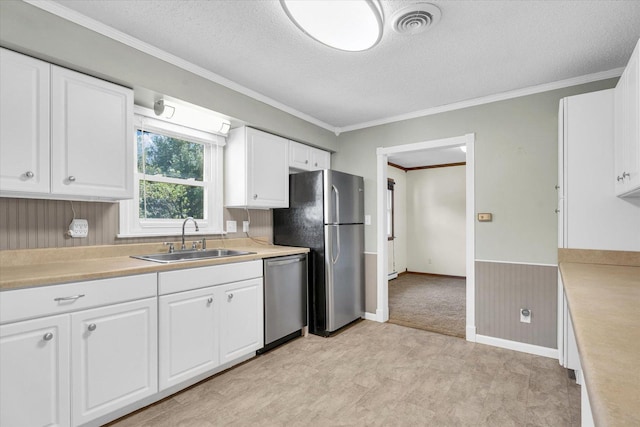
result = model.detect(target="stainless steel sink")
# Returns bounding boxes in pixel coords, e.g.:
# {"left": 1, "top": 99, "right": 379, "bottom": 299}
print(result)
{"left": 131, "top": 249, "right": 255, "bottom": 264}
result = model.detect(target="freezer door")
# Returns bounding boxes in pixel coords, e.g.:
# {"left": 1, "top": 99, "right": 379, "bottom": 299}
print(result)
{"left": 324, "top": 224, "right": 364, "bottom": 332}
{"left": 323, "top": 171, "right": 364, "bottom": 225}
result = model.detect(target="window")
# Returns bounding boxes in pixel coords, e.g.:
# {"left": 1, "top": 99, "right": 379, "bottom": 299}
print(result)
{"left": 387, "top": 178, "right": 395, "bottom": 240}
{"left": 119, "top": 108, "right": 225, "bottom": 237}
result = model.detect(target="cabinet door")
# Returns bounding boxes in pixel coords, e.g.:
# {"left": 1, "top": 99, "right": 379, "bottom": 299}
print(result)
{"left": 289, "top": 140, "right": 311, "bottom": 170}
{"left": 310, "top": 148, "right": 331, "bottom": 170}
{"left": 0, "top": 315, "right": 70, "bottom": 427}
{"left": 0, "top": 48, "right": 50, "bottom": 195}
{"left": 246, "top": 128, "right": 289, "bottom": 208}
{"left": 159, "top": 287, "right": 218, "bottom": 391}
{"left": 218, "top": 278, "right": 263, "bottom": 364}
{"left": 50, "top": 66, "right": 133, "bottom": 200}
{"left": 71, "top": 298, "right": 157, "bottom": 426}
{"left": 623, "top": 45, "right": 639, "bottom": 194}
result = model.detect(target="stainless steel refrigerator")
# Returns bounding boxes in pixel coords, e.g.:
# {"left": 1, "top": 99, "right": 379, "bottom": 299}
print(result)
{"left": 273, "top": 170, "right": 364, "bottom": 336}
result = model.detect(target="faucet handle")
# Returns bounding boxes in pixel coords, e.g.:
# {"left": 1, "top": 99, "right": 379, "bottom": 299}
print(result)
{"left": 163, "top": 242, "right": 175, "bottom": 253}
{"left": 191, "top": 241, "right": 199, "bottom": 250}
{"left": 201, "top": 237, "right": 206, "bottom": 250}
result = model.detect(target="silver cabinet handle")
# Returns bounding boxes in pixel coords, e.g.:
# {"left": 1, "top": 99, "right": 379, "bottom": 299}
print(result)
{"left": 207, "top": 297, "right": 213, "bottom": 304}
{"left": 253, "top": 194, "right": 258, "bottom": 200}
{"left": 554, "top": 185, "right": 560, "bottom": 190}
{"left": 25, "top": 171, "right": 34, "bottom": 178}
{"left": 88, "top": 323, "right": 97, "bottom": 331}
{"left": 227, "top": 293, "right": 234, "bottom": 301}
{"left": 43, "top": 332, "right": 53, "bottom": 341}
{"left": 305, "top": 159, "right": 309, "bottom": 164}
{"left": 623, "top": 172, "right": 630, "bottom": 179}
{"left": 617, "top": 175, "right": 624, "bottom": 182}
{"left": 555, "top": 209, "right": 560, "bottom": 213}
{"left": 68, "top": 176, "right": 76, "bottom": 182}
{"left": 267, "top": 257, "right": 305, "bottom": 267}
{"left": 315, "top": 162, "right": 318, "bottom": 167}
{"left": 54, "top": 294, "right": 85, "bottom": 302}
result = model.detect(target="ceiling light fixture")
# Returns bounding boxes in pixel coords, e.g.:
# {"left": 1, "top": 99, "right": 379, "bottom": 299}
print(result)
{"left": 280, "top": 0, "right": 384, "bottom": 52}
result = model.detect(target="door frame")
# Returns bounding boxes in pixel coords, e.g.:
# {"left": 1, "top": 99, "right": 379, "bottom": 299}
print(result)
{"left": 375, "top": 133, "right": 476, "bottom": 341}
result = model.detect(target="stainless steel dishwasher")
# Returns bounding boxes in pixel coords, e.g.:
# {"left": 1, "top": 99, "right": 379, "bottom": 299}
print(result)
{"left": 259, "top": 254, "right": 307, "bottom": 353}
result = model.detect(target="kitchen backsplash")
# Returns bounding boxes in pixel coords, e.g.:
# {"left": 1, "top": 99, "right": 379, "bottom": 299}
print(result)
{"left": 0, "top": 198, "right": 272, "bottom": 250}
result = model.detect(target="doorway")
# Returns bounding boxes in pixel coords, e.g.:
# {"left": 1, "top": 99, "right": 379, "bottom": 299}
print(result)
{"left": 375, "top": 134, "right": 476, "bottom": 342}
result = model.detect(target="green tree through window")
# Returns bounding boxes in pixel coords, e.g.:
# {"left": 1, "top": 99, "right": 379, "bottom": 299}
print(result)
{"left": 137, "top": 130, "right": 205, "bottom": 219}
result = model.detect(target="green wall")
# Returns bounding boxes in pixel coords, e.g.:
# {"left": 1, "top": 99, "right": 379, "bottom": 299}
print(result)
{"left": 333, "top": 79, "right": 618, "bottom": 264}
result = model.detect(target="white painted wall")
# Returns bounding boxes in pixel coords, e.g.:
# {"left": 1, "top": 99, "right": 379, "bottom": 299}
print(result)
{"left": 406, "top": 166, "right": 466, "bottom": 276}
{"left": 387, "top": 166, "right": 406, "bottom": 274}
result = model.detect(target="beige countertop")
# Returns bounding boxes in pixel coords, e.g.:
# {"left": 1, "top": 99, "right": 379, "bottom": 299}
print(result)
{"left": 558, "top": 249, "right": 640, "bottom": 427}
{"left": 0, "top": 238, "right": 309, "bottom": 291}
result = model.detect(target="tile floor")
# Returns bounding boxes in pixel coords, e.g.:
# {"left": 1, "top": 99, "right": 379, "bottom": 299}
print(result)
{"left": 108, "top": 321, "right": 580, "bottom": 426}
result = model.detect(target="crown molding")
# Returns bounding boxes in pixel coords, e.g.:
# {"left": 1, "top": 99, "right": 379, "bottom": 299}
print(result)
{"left": 26, "top": 0, "right": 623, "bottom": 137}
{"left": 24, "top": 0, "right": 338, "bottom": 134}
{"left": 336, "top": 67, "right": 624, "bottom": 134}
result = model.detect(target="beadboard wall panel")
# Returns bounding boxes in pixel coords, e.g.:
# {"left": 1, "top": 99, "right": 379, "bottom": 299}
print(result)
{"left": 0, "top": 198, "right": 272, "bottom": 250}
{"left": 476, "top": 261, "right": 557, "bottom": 349}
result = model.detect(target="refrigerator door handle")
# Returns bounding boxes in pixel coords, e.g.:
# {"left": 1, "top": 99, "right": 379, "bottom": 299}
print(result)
{"left": 331, "top": 184, "right": 340, "bottom": 224}
{"left": 334, "top": 226, "right": 341, "bottom": 264}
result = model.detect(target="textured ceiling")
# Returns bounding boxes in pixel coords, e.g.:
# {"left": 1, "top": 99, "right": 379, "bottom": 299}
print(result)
{"left": 52, "top": 0, "right": 640, "bottom": 131}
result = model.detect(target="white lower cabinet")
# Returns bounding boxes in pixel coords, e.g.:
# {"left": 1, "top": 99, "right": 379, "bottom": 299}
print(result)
{"left": 157, "top": 261, "right": 264, "bottom": 388}
{"left": 0, "top": 315, "right": 71, "bottom": 427}
{"left": 71, "top": 298, "right": 157, "bottom": 426}
{"left": 159, "top": 287, "right": 218, "bottom": 391}
{"left": 219, "top": 278, "right": 264, "bottom": 364}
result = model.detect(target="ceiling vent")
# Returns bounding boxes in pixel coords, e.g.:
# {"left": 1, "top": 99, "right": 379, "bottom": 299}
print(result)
{"left": 391, "top": 3, "right": 441, "bottom": 35}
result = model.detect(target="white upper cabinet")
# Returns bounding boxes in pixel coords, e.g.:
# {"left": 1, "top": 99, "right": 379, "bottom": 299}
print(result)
{"left": 289, "top": 140, "right": 331, "bottom": 171}
{"left": 0, "top": 48, "right": 134, "bottom": 201}
{"left": 614, "top": 39, "right": 640, "bottom": 197}
{"left": 0, "top": 49, "right": 51, "bottom": 194}
{"left": 225, "top": 126, "right": 289, "bottom": 208}
{"left": 51, "top": 66, "right": 134, "bottom": 200}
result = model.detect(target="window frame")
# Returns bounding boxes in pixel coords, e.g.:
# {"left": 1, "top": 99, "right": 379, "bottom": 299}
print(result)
{"left": 118, "top": 108, "right": 225, "bottom": 237}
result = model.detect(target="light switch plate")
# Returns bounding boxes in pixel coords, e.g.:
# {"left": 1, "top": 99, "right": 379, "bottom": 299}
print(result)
{"left": 478, "top": 213, "right": 493, "bottom": 222}
{"left": 365, "top": 215, "right": 371, "bottom": 225}
{"left": 226, "top": 220, "right": 237, "bottom": 233}
{"left": 243, "top": 221, "right": 249, "bottom": 232}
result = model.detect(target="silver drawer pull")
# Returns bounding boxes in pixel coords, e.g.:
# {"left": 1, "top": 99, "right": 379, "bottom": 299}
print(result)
{"left": 68, "top": 176, "right": 76, "bottom": 182}
{"left": 54, "top": 294, "right": 85, "bottom": 302}
{"left": 43, "top": 332, "right": 54, "bottom": 341}
{"left": 88, "top": 323, "right": 97, "bottom": 331}
{"left": 207, "top": 297, "right": 213, "bottom": 304}
{"left": 25, "top": 171, "right": 35, "bottom": 178}
{"left": 227, "top": 293, "right": 234, "bottom": 301}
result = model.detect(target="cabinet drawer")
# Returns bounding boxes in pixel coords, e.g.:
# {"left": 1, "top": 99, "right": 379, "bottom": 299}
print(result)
{"left": 159, "top": 260, "right": 262, "bottom": 295}
{"left": 0, "top": 273, "right": 157, "bottom": 324}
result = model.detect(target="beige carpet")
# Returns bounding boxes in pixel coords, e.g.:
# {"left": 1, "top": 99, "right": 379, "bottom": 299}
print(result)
{"left": 388, "top": 273, "right": 466, "bottom": 338}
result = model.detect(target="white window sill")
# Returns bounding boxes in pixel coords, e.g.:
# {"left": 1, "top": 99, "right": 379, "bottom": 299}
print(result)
{"left": 117, "top": 231, "right": 226, "bottom": 239}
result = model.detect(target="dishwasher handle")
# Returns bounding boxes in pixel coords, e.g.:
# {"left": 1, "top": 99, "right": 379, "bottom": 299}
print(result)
{"left": 266, "top": 256, "right": 306, "bottom": 267}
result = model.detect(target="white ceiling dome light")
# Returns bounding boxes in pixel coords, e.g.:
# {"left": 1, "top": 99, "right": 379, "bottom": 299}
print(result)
{"left": 391, "top": 2, "right": 441, "bottom": 35}
{"left": 280, "top": 0, "right": 384, "bottom": 52}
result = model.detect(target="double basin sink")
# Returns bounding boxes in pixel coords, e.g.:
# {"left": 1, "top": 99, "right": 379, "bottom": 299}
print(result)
{"left": 132, "top": 248, "right": 255, "bottom": 264}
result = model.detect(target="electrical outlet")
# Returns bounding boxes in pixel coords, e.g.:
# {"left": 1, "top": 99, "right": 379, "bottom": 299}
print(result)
{"left": 68, "top": 219, "right": 88, "bottom": 238}
{"left": 520, "top": 308, "right": 531, "bottom": 323}
{"left": 364, "top": 215, "right": 371, "bottom": 225}
{"left": 226, "top": 220, "right": 237, "bottom": 233}
{"left": 243, "top": 221, "right": 249, "bottom": 232}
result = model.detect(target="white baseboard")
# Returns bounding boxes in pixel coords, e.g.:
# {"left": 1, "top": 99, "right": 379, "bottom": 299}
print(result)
{"left": 475, "top": 334, "right": 558, "bottom": 359}
{"left": 388, "top": 271, "right": 398, "bottom": 280}
{"left": 364, "top": 312, "right": 378, "bottom": 321}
